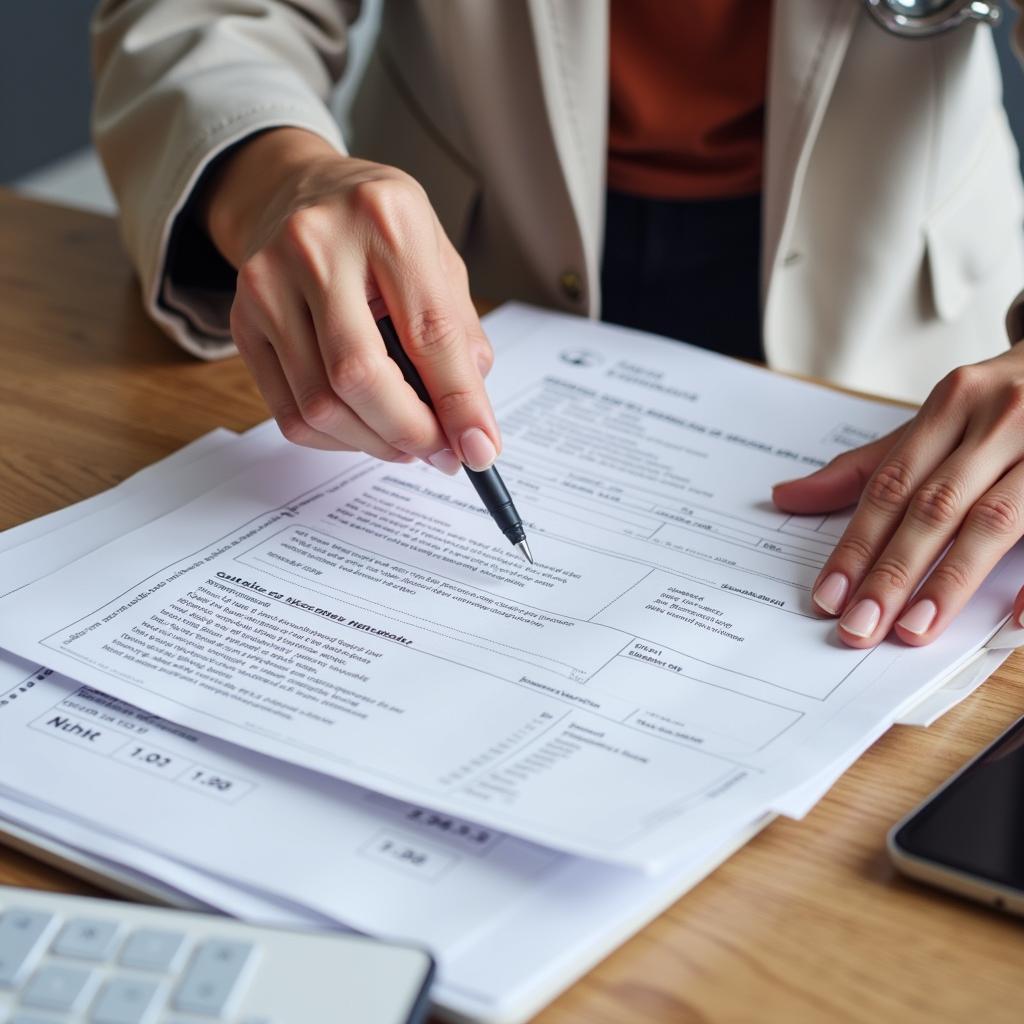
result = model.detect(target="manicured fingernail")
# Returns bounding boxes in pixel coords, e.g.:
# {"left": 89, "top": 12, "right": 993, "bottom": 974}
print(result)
{"left": 839, "top": 598, "right": 881, "bottom": 638}
{"left": 813, "top": 572, "right": 849, "bottom": 615}
{"left": 1018, "top": 607, "right": 1024, "bottom": 629}
{"left": 427, "top": 449, "right": 462, "bottom": 476}
{"left": 897, "top": 599, "right": 937, "bottom": 636}
{"left": 459, "top": 427, "right": 497, "bottom": 471}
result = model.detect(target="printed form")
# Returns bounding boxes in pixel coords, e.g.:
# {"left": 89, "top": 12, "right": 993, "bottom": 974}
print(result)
{"left": 0, "top": 666, "right": 755, "bottom": 979}
{"left": 0, "top": 434, "right": 762, "bottom": 1023}
{"left": 0, "top": 305, "right": 1018, "bottom": 869}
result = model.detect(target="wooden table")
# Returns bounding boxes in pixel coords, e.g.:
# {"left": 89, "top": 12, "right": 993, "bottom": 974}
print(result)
{"left": 1, "top": 189, "right": 1022, "bottom": 1023}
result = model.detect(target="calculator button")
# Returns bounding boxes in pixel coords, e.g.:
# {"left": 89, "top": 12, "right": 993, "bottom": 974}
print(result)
{"left": 11, "top": 1015, "right": 64, "bottom": 1024}
{"left": 0, "top": 909, "right": 56, "bottom": 987}
{"left": 118, "top": 928, "right": 186, "bottom": 972}
{"left": 52, "top": 917, "right": 121, "bottom": 961}
{"left": 20, "top": 963, "right": 93, "bottom": 1011}
{"left": 171, "top": 939, "right": 254, "bottom": 1016}
{"left": 89, "top": 975, "right": 162, "bottom": 1024}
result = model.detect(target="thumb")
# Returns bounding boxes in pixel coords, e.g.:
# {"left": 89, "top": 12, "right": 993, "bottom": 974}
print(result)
{"left": 772, "top": 427, "right": 903, "bottom": 515}
{"left": 1011, "top": 586, "right": 1024, "bottom": 631}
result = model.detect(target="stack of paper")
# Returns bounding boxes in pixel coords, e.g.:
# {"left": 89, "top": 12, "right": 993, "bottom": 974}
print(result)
{"left": 1, "top": 305, "right": 1019, "bottom": 1023}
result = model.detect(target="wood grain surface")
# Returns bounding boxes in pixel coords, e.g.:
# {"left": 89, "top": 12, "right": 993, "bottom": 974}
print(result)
{"left": 1, "top": 189, "right": 1022, "bottom": 1023}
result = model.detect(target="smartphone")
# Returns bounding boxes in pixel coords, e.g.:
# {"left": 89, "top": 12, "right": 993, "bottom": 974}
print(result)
{"left": 889, "top": 714, "right": 1024, "bottom": 916}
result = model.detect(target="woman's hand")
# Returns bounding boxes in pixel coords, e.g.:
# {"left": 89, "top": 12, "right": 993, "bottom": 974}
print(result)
{"left": 203, "top": 127, "right": 497, "bottom": 474}
{"left": 773, "top": 344, "right": 1024, "bottom": 647}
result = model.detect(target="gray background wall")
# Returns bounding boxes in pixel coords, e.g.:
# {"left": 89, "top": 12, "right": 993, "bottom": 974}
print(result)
{"left": 2, "top": 3, "right": 1024, "bottom": 193}
{"left": 0, "top": 0, "right": 96, "bottom": 183}
{"left": 995, "top": 7, "right": 1024, "bottom": 154}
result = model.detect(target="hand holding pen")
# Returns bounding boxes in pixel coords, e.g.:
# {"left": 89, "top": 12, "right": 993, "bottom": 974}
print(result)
{"left": 200, "top": 131, "right": 531, "bottom": 556}
{"left": 377, "top": 316, "right": 533, "bottom": 563}
{"left": 205, "top": 132, "right": 504, "bottom": 473}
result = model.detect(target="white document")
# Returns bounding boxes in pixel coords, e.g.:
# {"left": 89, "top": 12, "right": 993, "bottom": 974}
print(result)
{"left": 0, "top": 661, "right": 763, "bottom": 1024}
{"left": 0, "top": 789, "right": 761, "bottom": 1024}
{"left": 771, "top": 619, "right": 1012, "bottom": 817}
{"left": 0, "top": 432, "right": 765, "bottom": 1023}
{"left": 1, "top": 305, "right": 1020, "bottom": 869}
{"left": 894, "top": 646, "right": 1014, "bottom": 728}
{"left": 0, "top": 788, "right": 324, "bottom": 928}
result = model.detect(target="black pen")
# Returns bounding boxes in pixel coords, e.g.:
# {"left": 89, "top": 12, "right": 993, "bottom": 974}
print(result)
{"left": 376, "top": 316, "right": 534, "bottom": 564}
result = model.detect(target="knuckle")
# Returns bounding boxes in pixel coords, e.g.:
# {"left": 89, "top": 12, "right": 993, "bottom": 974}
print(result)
{"left": 327, "top": 350, "right": 380, "bottom": 401}
{"left": 296, "top": 389, "right": 338, "bottom": 432}
{"left": 349, "top": 176, "right": 424, "bottom": 236}
{"left": 967, "top": 492, "right": 1023, "bottom": 537}
{"left": 864, "top": 459, "right": 915, "bottom": 513}
{"left": 988, "top": 380, "right": 1024, "bottom": 432}
{"left": 938, "top": 364, "right": 983, "bottom": 406}
{"left": 384, "top": 421, "right": 433, "bottom": 453}
{"left": 909, "top": 478, "right": 963, "bottom": 530}
{"left": 832, "top": 533, "right": 877, "bottom": 568}
{"left": 866, "top": 557, "right": 913, "bottom": 594}
{"left": 432, "top": 385, "right": 481, "bottom": 421}
{"left": 929, "top": 560, "right": 973, "bottom": 593}
{"left": 1004, "top": 380, "right": 1024, "bottom": 413}
{"left": 277, "top": 413, "right": 316, "bottom": 447}
{"left": 281, "top": 207, "right": 314, "bottom": 246}
{"left": 475, "top": 342, "right": 495, "bottom": 375}
{"left": 404, "top": 307, "right": 463, "bottom": 361}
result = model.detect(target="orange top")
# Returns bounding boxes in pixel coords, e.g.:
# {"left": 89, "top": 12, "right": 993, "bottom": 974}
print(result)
{"left": 608, "top": 1, "right": 771, "bottom": 200}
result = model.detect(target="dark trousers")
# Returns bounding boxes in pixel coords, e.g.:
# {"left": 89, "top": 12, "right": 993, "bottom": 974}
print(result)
{"left": 600, "top": 189, "right": 765, "bottom": 363}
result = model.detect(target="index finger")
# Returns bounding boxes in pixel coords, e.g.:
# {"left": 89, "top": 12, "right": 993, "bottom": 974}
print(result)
{"left": 371, "top": 242, "right": 500, "bottom": 472}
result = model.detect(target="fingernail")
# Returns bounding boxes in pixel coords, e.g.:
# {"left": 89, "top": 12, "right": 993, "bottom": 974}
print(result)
{"left": 813, "top": 572, "right": 849, "bottom": 615}
{"left": 896, "top": 599, "right": 937, "bottom": 636}
{"left": 459, "top": 427, "right": 497, "bottom": 471}
{"left": 427, "top": 449, "right": 462, "bottom": 476}
{"left": 839, "top": 598, "right": 881, "bottom": 638}
{"left": 1018, "top": 607, "right": 1024, "bottom": 629}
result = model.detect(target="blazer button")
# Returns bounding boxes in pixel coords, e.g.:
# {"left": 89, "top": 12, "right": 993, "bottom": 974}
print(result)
{"left": 559, "top": 270, "right": 583, "bottom": 303}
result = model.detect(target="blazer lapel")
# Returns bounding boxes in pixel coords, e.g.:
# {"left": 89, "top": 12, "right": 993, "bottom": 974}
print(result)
{"left": 525, "top": 0, "right": 609, "bottom": 307}
{"left": 763, "top": 0, "right": 859, "bottom": 295}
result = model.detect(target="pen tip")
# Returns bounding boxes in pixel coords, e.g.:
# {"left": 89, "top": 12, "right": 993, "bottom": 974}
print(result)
{"left": 515, "top": 539, "right": 534, "bottom": 565}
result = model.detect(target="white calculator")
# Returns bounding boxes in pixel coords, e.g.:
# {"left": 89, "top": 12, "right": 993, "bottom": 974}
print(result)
{"left": 0, "top": 885, "right": 434, "bottom": 1024}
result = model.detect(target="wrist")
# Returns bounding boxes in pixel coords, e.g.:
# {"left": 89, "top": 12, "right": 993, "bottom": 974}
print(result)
{"left": 202, "top": 127, "right": 340, "bottom": 268}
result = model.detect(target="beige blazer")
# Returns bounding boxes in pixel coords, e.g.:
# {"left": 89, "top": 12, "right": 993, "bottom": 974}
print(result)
{"left": 92, "top": 0, "right": 1024, "bottom": 402}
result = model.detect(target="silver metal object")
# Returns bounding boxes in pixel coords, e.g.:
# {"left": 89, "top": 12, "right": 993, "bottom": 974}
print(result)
{"left": 864, "top": 0, "right": 1001, "bottom": 38}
